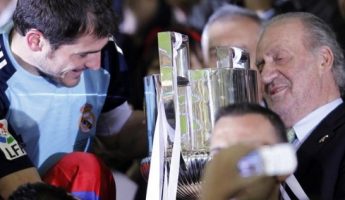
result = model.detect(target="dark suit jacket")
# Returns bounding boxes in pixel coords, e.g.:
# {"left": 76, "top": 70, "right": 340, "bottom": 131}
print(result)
{"left": 295, "top": 102, "right": 345, "bottom": 200}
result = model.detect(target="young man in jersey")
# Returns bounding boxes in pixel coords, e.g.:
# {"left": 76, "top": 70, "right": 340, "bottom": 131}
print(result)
{"left": 0, "top": 0, "right": 146, "bottom": 199}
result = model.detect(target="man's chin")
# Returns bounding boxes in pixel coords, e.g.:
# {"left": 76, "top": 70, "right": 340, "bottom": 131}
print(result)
{"left": 38, "top": 71, "right": 80, "bottom": 87}
{"left": 62, "top": 79, "right": 81, "bottom": 87}
{"left": 56, "top": 77, "right": 81, "bottom": 88}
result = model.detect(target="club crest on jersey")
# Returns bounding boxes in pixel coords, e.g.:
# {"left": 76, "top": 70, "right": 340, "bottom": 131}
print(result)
{"left": 79, "top": 103, "right": 96, "bottom": 133}
{"left": 0, "top": 119, "right": 27, "bottom": 160}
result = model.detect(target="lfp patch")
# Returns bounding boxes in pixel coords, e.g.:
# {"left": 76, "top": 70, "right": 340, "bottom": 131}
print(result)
{"left": 0, "top": 119, "right": 27, "bottom": 160}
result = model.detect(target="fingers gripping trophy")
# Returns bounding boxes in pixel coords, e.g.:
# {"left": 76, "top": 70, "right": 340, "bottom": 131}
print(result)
{"left": 141, "top": 32, "right": 259, "bottom": 200}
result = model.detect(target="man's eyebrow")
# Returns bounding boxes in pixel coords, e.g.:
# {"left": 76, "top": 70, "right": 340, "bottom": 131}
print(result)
{"left": 77, "top": 49, "right": 103, "bottom": 55}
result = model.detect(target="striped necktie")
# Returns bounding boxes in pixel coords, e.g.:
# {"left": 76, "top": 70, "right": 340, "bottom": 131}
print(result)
{"left": 287, "top": 128, "right": 297, "bottom": 144}
{"left": 280, "top": 128, "right": 309, "bottom": 200}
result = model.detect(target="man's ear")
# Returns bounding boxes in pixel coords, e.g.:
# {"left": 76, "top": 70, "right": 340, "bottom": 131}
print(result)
{"left": 25, "top": 29, "right": 45, "bottom": 51}
{"left": 318, "top": 46, "right": 334, "bottom": 74}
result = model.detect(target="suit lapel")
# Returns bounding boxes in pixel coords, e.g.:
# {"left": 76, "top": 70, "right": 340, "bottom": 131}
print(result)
{"left": 295, "top": 102, "right": 345, "bottom": 175}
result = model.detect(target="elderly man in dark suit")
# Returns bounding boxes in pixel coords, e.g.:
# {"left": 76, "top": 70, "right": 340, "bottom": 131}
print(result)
{"left": 256, "top": 12, "right": 345, "bottom": 199}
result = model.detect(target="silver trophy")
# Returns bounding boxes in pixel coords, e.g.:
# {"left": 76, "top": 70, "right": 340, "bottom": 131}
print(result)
{"left": 141, "top": 32, "right": 259, "bottom": 200}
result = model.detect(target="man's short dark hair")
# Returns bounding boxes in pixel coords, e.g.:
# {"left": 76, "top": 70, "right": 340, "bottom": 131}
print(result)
{"left": 13, "top": 0, "right": 118, "bottom": 49}
{"left": 215, "top": 103, "right": 287, "bottom": 142}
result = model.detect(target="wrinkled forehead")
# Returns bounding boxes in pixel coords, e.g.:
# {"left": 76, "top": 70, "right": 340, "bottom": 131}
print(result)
{"left": 258, "top": 19, "right": 306, "bottom": 51}
{"left": 261, "top": 18, "right": 305, "bottom": 39}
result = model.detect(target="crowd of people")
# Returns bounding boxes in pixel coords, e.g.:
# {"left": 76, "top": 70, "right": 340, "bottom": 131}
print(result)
{"left": 1, "top": 0, "right": 345, "bottom": 200}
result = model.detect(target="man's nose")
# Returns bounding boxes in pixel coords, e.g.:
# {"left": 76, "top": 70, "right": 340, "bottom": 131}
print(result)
{"left": 260, "top": 64, "right": 277, "bottom": 84}
{"left": 85, "top": 52, "right": 102, "bottom": 70}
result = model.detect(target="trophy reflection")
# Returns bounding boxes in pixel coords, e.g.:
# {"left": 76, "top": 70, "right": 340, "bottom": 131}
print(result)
{"left": 141, "top": 32, "right": 259, "bottom": 200}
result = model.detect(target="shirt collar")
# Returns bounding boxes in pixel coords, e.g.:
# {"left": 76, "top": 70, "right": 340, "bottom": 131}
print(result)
{"left": 293, "top": 98, "right": 342, "bottom": 147}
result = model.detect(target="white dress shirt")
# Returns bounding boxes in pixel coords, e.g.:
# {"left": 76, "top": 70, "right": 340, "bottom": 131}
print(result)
{"left": 292, "top": 98, "right": 342, "bottom": 148}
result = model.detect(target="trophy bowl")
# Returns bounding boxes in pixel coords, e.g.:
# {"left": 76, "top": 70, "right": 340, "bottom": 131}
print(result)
{"left": 140, "top": 151, "right": 211, "bottom": 200}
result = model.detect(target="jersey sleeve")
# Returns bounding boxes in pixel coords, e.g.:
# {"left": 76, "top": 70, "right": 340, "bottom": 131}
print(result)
{"left": 0, "top": 118, "right": 34, "bottom": 178}
{"left": 0, "top": 35, "right": 34, "bottom": 178}
{"left": 0, "top": 93, "right": 34, "bottom": 178}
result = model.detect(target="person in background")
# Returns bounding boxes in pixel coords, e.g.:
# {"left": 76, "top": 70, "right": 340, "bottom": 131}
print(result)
{"left": 201, "top": 4, "right": 264, "bottom": 102}
{"left": 201, "top": 4, "right": 262, "bottom": 68}
{"left": 0, "top": 0, "right": 147, "bottom": 199}
{"left": 256, "top": 12, "right": 345, "bottom": 199}
{"left": 201, "top": 103, "right": 289, "bottom": 200}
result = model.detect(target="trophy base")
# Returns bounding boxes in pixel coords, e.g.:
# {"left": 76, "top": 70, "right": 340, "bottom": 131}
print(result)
{"left": 140, "top": 151, "right": 211, "bottom": 199}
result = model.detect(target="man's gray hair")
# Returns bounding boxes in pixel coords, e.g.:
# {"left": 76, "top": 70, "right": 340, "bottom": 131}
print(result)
{"left": 265, "top": 12, "right": 345, "bottom": 94}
